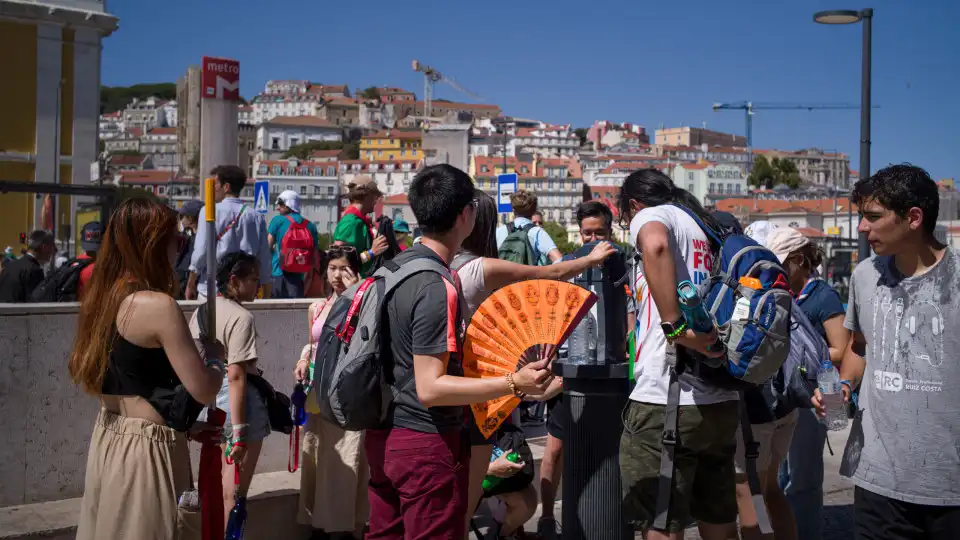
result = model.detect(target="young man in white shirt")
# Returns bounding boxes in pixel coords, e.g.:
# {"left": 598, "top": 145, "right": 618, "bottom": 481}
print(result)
{"left": 617, "top": 170, "right": 738, "bottom": 540}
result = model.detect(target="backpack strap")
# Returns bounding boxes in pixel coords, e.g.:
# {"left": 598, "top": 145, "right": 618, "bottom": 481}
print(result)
{"left": 796, "top": 278, "right": 823, "bottom": 305}
{"left": 738, "top": 392, "right": 774, "bottom": 535}
{"left": 669, "top": 204, "right": 723, "bottom": 251}
{"left": 217, "top": 205, "right": 247, "bottom": 242}
{"left": 451, "top": 251, "right": 479, "bottom": 272}
{"left": 653, "top": 348, "right": 683, "bottom": 531}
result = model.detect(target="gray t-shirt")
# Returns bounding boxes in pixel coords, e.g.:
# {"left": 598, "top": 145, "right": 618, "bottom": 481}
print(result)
{"left": 844, "top": 249, "right": 960, "bottom": 505}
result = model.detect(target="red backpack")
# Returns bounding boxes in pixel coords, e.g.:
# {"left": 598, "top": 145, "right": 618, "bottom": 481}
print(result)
{"left": 280, "top": 215, "right": 315, "bottom": 273}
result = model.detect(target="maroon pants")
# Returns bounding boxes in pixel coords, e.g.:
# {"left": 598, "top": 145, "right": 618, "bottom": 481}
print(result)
{"left": 365, "top": 427, "right": 469, "bottom": 539}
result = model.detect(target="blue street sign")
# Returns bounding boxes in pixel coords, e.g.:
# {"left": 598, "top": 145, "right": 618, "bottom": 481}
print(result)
{"left": 497, "top": 173, "right": 517, "bottom": 213}
{"left": 254, "top": 180, "right": 269, "bottom": 214}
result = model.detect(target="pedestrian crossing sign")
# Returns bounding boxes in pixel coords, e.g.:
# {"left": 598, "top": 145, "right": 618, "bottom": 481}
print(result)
{"left": 254, "top": 180, "right": 269, "bottom": 214}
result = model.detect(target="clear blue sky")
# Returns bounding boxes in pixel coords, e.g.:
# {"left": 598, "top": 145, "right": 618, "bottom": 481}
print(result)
{"left": 102, "top": 0, "right": 959, "bottom": 181}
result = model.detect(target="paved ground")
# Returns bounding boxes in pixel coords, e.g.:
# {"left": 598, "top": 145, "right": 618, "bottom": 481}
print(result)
{"left": 470, "top": 420, "right": 855, "bottom": 539}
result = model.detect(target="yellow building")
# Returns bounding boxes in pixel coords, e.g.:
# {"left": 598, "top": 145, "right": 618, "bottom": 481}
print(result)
{"left": 360, "top": 129, "right": 422, "bottom": 161}
{"left": 0, "top": 1, "right": 117, "bottom": 250}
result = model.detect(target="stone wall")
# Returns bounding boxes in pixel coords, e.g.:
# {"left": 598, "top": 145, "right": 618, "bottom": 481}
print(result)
{"left": 0, "top": 299, "right": 313, "bottom": 507}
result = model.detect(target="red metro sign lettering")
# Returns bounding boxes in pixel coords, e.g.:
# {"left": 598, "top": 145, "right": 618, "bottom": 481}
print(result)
{"left": 201, "top": 56, "right": 240, "bottom": 101}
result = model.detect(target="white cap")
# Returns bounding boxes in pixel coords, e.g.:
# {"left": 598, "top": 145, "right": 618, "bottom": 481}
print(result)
{"left": 764, "top": 227, "right": 811, "bottom": 264}
{"left": 744, "top": 220, "right": 778, "bottom": 246}
{"left": 277, "top": 190, "right": 301, "bottom": 213}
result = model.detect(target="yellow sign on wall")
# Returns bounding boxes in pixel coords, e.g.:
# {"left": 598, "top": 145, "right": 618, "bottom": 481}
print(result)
{"left": 827, "top": 227, "right": 841, "bottom": 236}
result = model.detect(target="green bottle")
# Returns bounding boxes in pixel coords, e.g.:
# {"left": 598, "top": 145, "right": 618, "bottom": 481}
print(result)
{"left": 481, "top": 451, "right": 520, "bottom": 491}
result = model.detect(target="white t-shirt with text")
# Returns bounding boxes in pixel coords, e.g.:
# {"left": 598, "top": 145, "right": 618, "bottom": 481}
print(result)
{"left": 629, "top": 206, "right": 739, "bottom": 406}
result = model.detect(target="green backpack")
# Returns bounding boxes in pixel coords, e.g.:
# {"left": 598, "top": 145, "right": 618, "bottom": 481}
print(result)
{"left": 498, "top": 223, "right": 537, "bottom": 265}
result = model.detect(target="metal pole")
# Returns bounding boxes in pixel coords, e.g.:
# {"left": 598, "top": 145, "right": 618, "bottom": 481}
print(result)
{"left": 857, "top": 8, "right": 873, "bottom": 262}
{"left": 204, "top": 176, "right": 217, "bottom": 331}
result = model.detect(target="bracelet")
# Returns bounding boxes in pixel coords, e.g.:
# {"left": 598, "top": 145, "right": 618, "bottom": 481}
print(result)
{"left": 840, "top": 379, "right": 853, "bottom": 390}
{"left": 505, "top": 373, "right": 526, "bottom": 398}
{"left": 665, "top": 321, "right": 688, "bottom": 342}
{"left": 367, "top": 249, "right": 375, "bottom": 259}
{"left": 204, "top": 358, "right": 225, "bottom": 374}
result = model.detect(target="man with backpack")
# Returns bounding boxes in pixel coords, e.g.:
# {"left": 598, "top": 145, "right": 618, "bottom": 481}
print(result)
{"left": 187, "top": 165, "right": 272, "bottom": 300}
{"left": 359, "top": 164, "right": 553, "bottom": 539}
{"left": 496, "top": 190, "right": 563, "bottom": 266}
{"left": 836, "top": 165, "right": 960, "bottom": 538}
{"left": 617, "top": 170, "right": 745, "bottom": 540}
{"left": 268, "top": 190, "right": 319, "bottom": 299}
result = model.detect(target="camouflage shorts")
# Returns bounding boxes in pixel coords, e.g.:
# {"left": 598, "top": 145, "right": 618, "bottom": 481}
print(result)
{"left": 619, "top": 400, "right": 739, "bottom": 532}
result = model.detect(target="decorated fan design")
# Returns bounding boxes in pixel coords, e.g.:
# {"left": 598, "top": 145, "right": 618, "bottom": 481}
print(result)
{"left": 463, "top": 280, "right": 597, "bottom": 438}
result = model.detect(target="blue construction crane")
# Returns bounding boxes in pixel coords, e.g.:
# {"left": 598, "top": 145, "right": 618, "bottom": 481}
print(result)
{"left": 711, "top": 101, "right": 871, "bottom": 171}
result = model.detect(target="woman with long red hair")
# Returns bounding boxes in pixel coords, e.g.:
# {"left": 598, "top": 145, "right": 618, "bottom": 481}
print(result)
{"left": 70, "top": 197, "right": 224, "bottom": 540}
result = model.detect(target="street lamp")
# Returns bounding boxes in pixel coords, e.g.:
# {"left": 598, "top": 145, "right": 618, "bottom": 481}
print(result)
{"left": 814, "top": 7, "right": 873, "bottom": 263}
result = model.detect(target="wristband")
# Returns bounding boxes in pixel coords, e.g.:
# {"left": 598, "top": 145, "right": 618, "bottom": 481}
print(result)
{"left": 204, "top": 358, "right": 225, "bottom": 374}
{"left": 840, "top": 380, "right": 853, "bottom": 390}
{"left": 665, "top": 321, "right": 688, "bottom": 342}
{"left": 367, "top": 249, "right": 375, "bottom": 259}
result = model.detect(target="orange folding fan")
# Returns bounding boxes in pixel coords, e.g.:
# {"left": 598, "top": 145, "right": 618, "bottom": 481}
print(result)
{"left": 462, "top": 279, "right": 597, "bottom": 438}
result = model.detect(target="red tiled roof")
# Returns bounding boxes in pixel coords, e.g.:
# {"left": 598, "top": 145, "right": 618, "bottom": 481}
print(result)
{"left": 101, "top": 111, "right": 121, "bottom": 119}
{"left": 266, "top": 115, "right": 336, "bottom": 127}
{"left": 473, "top": 156, "right": 535, "bottom": 177}
{"left": 378, "top": 87, "right": 414, "bottom": 96}
{"left": 108, "top": 154, "right": 147, "bottom": 166}
{"left": 239, "top": 105, "right": 253, "bottom": 112}
{"left": 600, "top": 162, "right": 652, "bottom": 174}
{"left": 715, "top": 197, "right": 857, "bottom": 215}
{"left": 118, "top": 171, "right": 175, "bottom": 184}
{"left": 678, "top": 162, "right": 712, "bottom": 170}
{"left": 324, "top": 97, "right": 359, "bottom": 106}
{"left": 146, "top": 127, "right": 176, "bottom": 135}
{"left": 383, "top": 194, "right": 409, "bottom": 204}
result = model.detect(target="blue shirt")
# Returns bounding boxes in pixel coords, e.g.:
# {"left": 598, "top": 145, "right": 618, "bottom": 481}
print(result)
{"left": 190, "top": 197, "right": 271, "bottom": 297}
{"left": 267, "top": 212, "right": 320, "bottom": 277}
{"left": 797, "top": 279, "right": 846, "bottom": 338}
{"left": 495, "top": 217, "right": 558, "bottom": 264}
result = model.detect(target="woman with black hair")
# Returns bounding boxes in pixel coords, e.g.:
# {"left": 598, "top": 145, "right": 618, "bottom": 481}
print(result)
{"left": 188, "top": 251, "right": 271, "bottom": 527}
{"left": 616, "top": 169, "right": 741, "bottom": 540}
{"left": 456, "top": 189, "right": 615, "bottom": 538}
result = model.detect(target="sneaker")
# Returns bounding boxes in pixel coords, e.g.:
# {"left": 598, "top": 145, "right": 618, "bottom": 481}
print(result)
{"left": 536, "top": 517, "right": 560, "bottom": 540}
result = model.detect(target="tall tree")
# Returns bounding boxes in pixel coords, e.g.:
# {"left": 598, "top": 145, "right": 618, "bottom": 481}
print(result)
{"left": 360, "top": 86, "right": 380, "bottom": 100}
{"left": 748, "top": 155, "right": 777, "bottom": 188}
{"left": 541, "top": 221, "right": 575, "bottom": 255}
{"left": 574, "top": 127, "right": 588, "bottom": 147}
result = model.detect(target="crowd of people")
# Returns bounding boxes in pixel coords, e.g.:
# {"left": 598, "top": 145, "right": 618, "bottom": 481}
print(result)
{"left": 36, "top": 159, "right": 956, "bottom": 540}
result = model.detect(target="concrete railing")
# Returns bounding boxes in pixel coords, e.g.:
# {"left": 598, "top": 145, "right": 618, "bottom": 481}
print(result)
{"left": 0, "top": 299, "right": 314, "bottom": 508}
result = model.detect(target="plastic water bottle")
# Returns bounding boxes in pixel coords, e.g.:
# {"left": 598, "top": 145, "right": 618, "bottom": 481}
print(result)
{"left": 677, "top": 281, "right": 724, "bottom": 355}
{"left": 817, "top": 360, "right": 848, "bottom": 431}
{"left": 567, "top": 312, "right": 598, "bottom": 365}
{"left": 482, "top": 450, "right": 520, "bottom": 491}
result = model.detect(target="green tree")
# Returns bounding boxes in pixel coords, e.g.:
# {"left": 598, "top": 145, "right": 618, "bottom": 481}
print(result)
{"left": 541, "top": 221, "right": 575, "bottom": 255}
{"left": 342, "top": 141, "right": 361, "bottom": 160}
{"left": 283, "top": 141, "right": 344, "bottom": 160}
{"left": 748, "top": 155, "right": 803, "bottom": 190}
{"left": 360, "top": 86, "right": 380, "bottom": 100}
{"left": 100, "top": 83, "right": 176, "bottom": 114}
{"left": 574, "top": 127, "right": 588, "bottom": 147}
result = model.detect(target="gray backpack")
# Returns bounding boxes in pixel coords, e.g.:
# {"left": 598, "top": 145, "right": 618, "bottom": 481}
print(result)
{"left": 313, "top": 255, "right": 457, "bottom": 430}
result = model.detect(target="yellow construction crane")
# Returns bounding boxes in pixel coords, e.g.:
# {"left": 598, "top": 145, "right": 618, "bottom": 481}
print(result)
{"left": 411, "top": 60, "right": 484, "bottom": 121}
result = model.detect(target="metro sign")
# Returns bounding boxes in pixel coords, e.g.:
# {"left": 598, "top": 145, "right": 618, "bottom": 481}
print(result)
{"left": 201, "top": 56, "right": 240, "bottom": 101}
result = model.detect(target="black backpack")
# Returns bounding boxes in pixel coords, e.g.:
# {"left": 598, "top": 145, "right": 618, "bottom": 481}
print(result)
{"left": 31, "top": 257, "right": 94, "bottom": 302}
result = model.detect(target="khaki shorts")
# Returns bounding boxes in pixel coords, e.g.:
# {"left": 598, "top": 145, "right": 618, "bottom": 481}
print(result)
{"left": 619, "top": 399, "right": 740, "bottom": 532}
{"left": 734, "top": 409, "right": 798, "bottom": 477}
{"left": 77, "top": 410, "right": 193, "bottom": 540}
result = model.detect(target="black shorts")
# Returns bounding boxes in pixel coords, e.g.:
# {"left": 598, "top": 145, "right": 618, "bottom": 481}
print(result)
{"left": 855, "top": 487, "right": 960, "bottom": 540}
{"left": 546, "top": 393, "right": 567, "bottom": 441}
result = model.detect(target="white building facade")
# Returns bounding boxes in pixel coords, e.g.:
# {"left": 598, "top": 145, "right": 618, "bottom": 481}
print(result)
{"left": 339, "top": 160, "right": 421, "bottom": 198}
{"left": 673, "top": 162, "right": 748, "bottom": 205}
{"left": 256, "top": 158, "right": 341, "bottom": 234}
{"left": 255, "top": 116, "right": 343, "bottom": 161}
{"left": 251, "top": 94, "right": 323, "bottom": 125}
{"left": 514, "top": 124, "right": 579, "bottom": 157}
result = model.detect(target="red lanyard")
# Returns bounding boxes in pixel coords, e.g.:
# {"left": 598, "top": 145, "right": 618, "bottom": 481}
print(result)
{"left": 336, "top": 278, "right": 375, "bottom": 343}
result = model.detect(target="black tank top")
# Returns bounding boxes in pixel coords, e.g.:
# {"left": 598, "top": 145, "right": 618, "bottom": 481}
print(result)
{"left": 101, "top": 333, "right": 203, "bottom": 431}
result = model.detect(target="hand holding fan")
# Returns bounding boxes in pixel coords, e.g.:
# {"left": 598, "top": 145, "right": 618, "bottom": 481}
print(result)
{"left": 463, "top": 279, "right": 597, "bottom": 438}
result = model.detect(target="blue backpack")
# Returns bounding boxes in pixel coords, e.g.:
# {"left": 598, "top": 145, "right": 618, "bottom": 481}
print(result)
{"left": 673, "top": 205, "right": 794, "bottom": 387}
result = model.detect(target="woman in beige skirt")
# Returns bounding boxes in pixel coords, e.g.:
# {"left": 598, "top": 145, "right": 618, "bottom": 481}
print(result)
{"left": 295, "top": 246, "right": 369, "bottom": 540}
{"left": 69, "top": 198, "right": 224, "bottom": 540}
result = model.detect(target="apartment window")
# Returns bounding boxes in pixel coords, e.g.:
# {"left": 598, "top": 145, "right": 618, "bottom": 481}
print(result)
{"left": 709, "top": 183, "right": 715, "bottom": 193}
{"left": 687, "top": 172, "right": 694, "bottom": 181}
{"left": 481, "top": 165, "right": 488, "bottom": 173}
{"left": 327, "top": 166, "right": 335, "bottom": 176}
{"left": 314, "top": 186, "right": 321, "bottom": 195}
{"left": 521, "top": 166, "right": 529, "bottom": 174}
{"left": 327, "top": 186, "right": 334, "bottom": 196}
{"left": 158, "top": 186, "right": 166, "bottom": 195}
{"left": 300, "top": 185, "right": 307, "bottom": 195}
{"left": 242, "top": 187, "right": 253, "bottom": 198}
{"left": 735, "top": 184, "right": 742, "bottom": 194}
{"left": 272, "top": 165, "right": 281, "bottom": 174}
{"left": 400, "top": 150, "right": 405, "bottom": 157}
{"left": 286, "top": 167, "right": 296, "bottom": 175}
{"left": 290, "top": 138, "right": 299, "bottom": 147}
{"left": 272, "top": 137, "right": 280, "bottom": 150}
{"left": 688, "top": 184, "right": 694, "bottom": 192}
{"left": 389, "top": 139, "right": 395, "bottom": 145}
{"left": 286, "top": 185, "right": 293, "bottom": 191}
{"left": 378, "top": 151, "right": 383, "bottom": 157}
